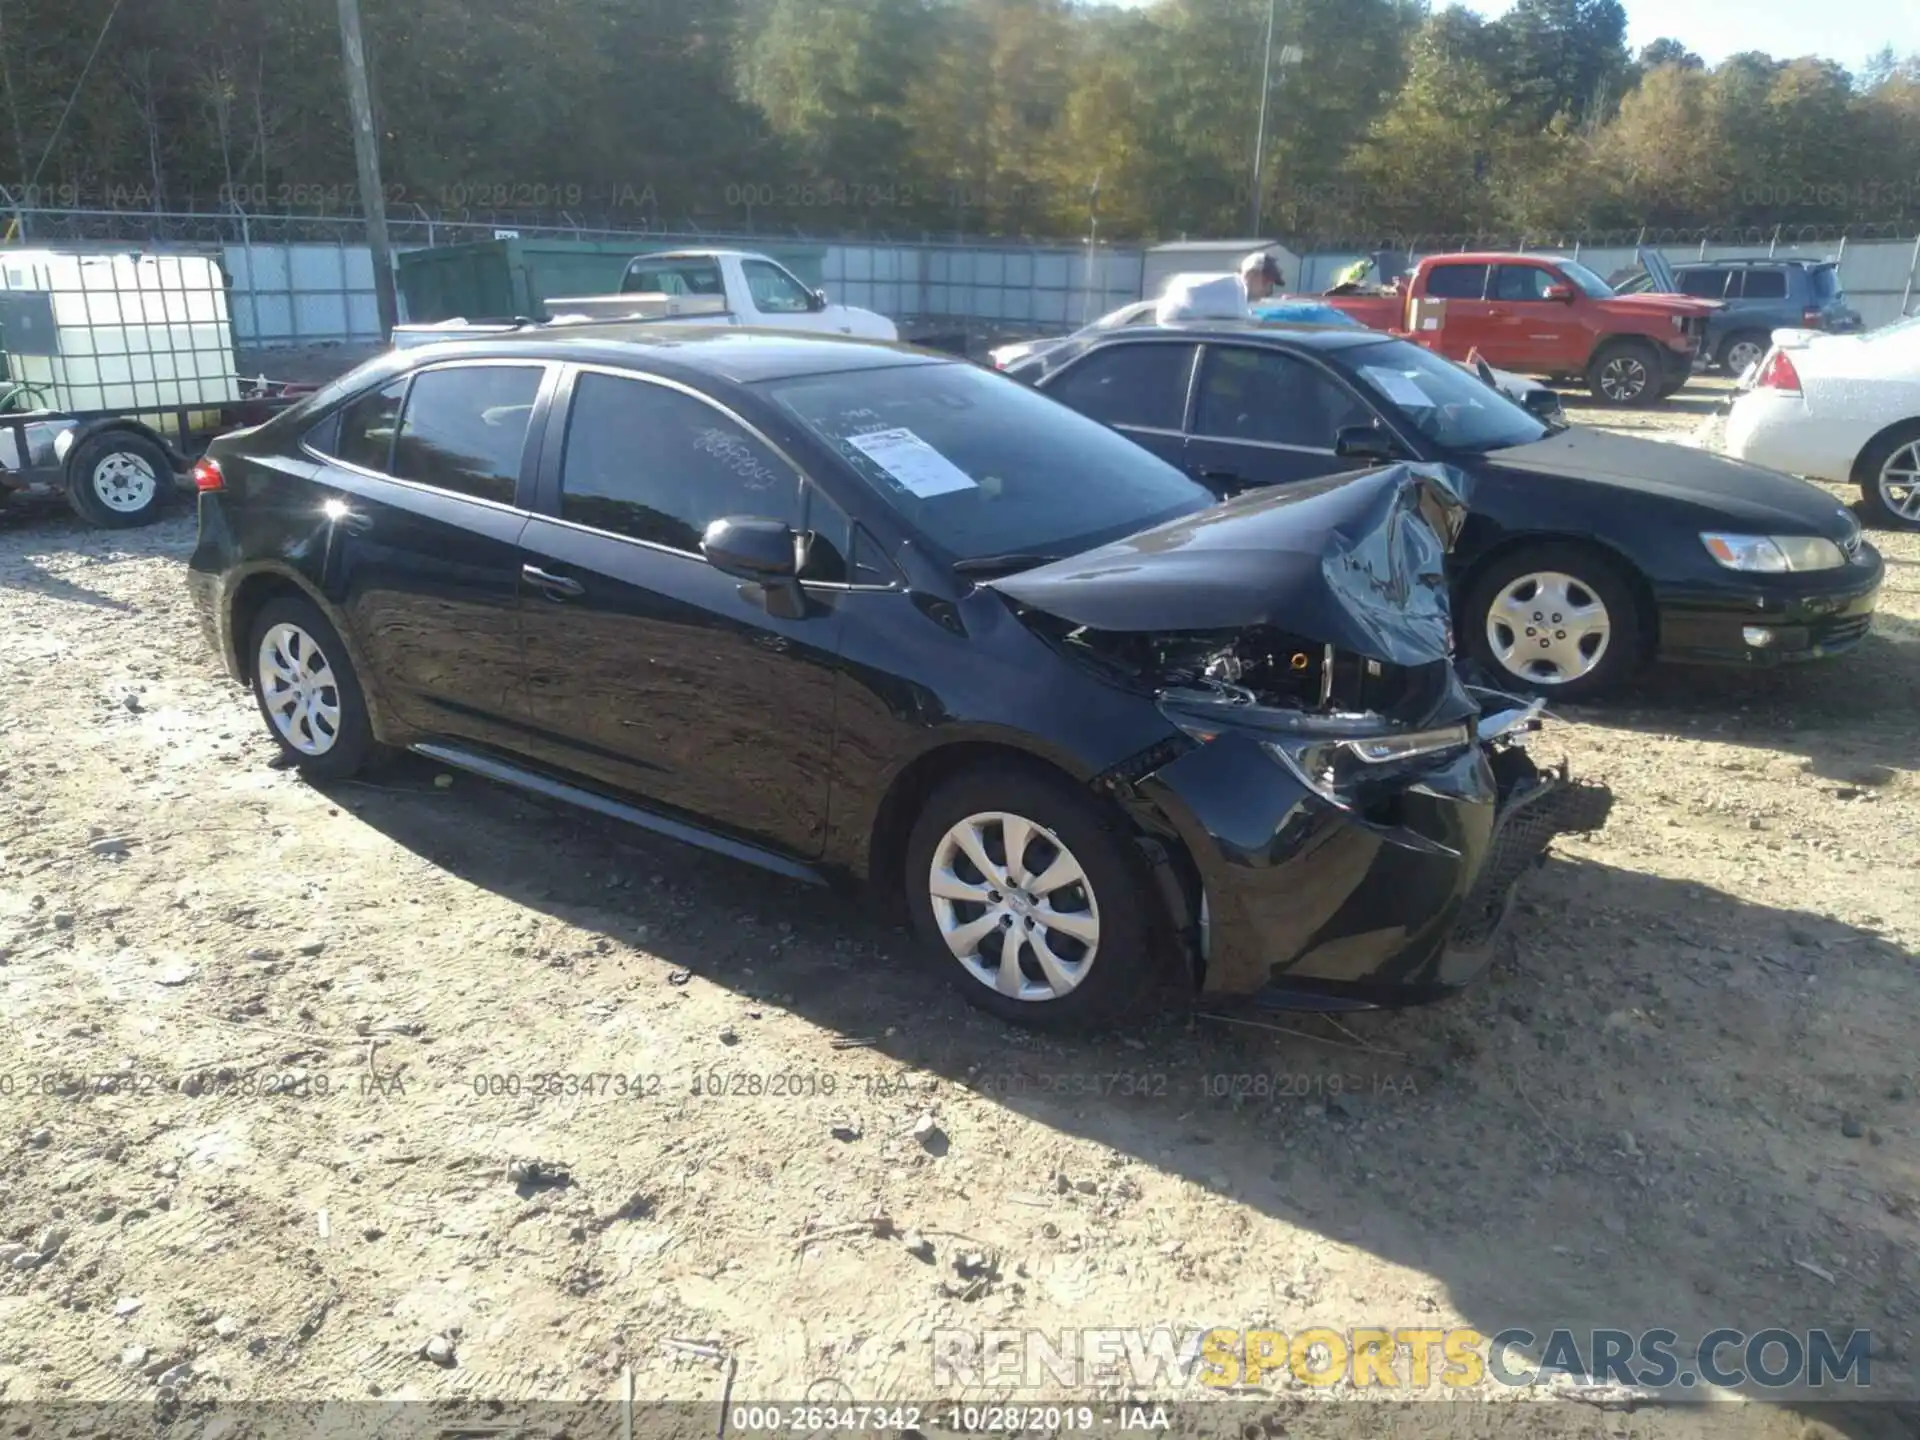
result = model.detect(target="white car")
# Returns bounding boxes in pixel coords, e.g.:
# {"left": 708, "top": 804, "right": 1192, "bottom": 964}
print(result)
{"left": 1724, "top": 314, "right": 1920, "bottom": 529}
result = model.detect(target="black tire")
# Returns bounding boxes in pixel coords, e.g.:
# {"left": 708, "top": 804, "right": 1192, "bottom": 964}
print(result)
{"left": 1463, "top": 543, "right": 1644, "bottom": 701}
{"left": 245, "top": 596, "right": 376, "bottom": 781}
{"left": 1717, "top": 330, "right": 1772, "bottom": 377}
{"left": 1584, "top": 339, "right": 1662, "bottom": 407}
{"left": 903, "top": 762, "right": 1170, "bottom": 1030}
{"left": 1855, "top": 420, "right": 1920, "bottom": 531}
{"left": 64, "top": 429, "right": 176, "bottom": 528}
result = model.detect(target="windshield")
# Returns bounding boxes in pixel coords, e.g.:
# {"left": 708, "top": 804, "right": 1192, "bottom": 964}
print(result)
{"left": 1339, "top": 340, "right": 1550, "bottom": 453}
{"left": 1554, "top": 260, "right": 1618, "bottom": 299}
{"left": 762, "top": 361, "right": 1213, "bottom": 564}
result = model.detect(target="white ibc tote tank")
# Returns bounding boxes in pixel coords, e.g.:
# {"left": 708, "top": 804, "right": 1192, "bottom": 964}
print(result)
{"left": 0, "top": 248, "right": 240, "bottom": 432}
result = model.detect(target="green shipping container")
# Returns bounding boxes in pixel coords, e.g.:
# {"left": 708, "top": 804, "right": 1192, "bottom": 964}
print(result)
{"left": 395, "top": 238, "right": 828, "bottom": 324}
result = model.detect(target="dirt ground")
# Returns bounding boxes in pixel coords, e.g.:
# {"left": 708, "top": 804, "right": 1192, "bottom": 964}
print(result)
{"left": 1, "top": 374, "right": 1917, "bottom": 1438}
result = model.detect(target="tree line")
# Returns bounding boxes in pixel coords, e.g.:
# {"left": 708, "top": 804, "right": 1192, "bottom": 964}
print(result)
{"left": 2, "top": 0, "right": 1917, "bottom": 245}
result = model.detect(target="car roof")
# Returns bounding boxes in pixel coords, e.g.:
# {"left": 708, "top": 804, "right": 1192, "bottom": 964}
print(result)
{"left": 1675, "top": 257, "right": 1833, "bottom": 269}
{"left": 1081, "top": 321, "right": 1393, "bottom": 353}
{"left": 389, "top": 325, "right": 949, "bottom": 384}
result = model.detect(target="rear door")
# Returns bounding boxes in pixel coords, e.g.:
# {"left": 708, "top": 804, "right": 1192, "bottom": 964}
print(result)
{"left": 306, "top": 360, "right": 552, "bottom": 752}
{"left": 1418, "top": 262, "right": 1498, "bottom": 362}
{"left": 512, "top": 366, "right": 843, "bottom": 859}
{"left": 1035, "top": 339, "right": 1198, "bottom": 469}
{"left": 1182, "top": 343, "right": 1379, "bottom": 490}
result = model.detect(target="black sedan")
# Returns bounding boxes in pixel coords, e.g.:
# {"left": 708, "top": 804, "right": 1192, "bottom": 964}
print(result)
{"left": 1009, "top": 324, "right": 1884, "bottom": 699}
{"left": 187, "top": 327, "right": 1608, "bottom": 1028}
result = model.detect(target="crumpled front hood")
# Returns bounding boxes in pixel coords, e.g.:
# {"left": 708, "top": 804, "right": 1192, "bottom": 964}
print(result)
{"left": 987, "top": 464, "right": 1471, "bottom": 666}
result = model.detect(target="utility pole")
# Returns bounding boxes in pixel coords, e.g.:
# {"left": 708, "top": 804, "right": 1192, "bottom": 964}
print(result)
{"left": 1250, "top": 0, "right": 1277, "bottom": 238}
{"left": 337, "top": 0, "right": 397, "bottom": 337}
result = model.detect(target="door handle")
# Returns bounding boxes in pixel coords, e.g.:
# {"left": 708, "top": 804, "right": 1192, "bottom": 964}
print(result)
{"left": 522, "top": 564, "right": 585, "bottom": 601}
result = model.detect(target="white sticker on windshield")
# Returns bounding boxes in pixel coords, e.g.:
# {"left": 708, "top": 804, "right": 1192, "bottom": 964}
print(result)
{"left": 1361, "top": 366, "right": 1436, "bottom": 408}
{"left": 845, "top": 427, "right": 978, "bottom": 498}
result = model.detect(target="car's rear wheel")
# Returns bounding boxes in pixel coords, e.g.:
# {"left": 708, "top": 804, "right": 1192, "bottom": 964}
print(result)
{"left": 65, "top": 430, "right": 174, "bottom": 528}
{"left": 903, "top": 763, "right": 1167, "bottom": 1030}
{"left": 247, "top": 596, "right": 376, "bottom": 780}
{"left": 1718, "top": 331, "right": 1771, "bottom": 377}
{"left": 1856, "top": 422, "right": 1920, "bottom": 531}
{"left": 1465, "top": 545, "right": 1642, "bottom": 700}
{"left": 1585, "top": 340, "right": 1661, "bottom": 407}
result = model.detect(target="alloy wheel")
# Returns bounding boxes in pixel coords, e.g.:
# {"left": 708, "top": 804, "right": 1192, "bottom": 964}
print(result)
{"left": 256, "top": 622, "right": 343, "bottom": 755}
{"left": 1597, "top": 356, "right": 1650, "bottom": 403}
{"left": 927, "top": 811, "right": 1100, "bottom": 1002}
{"left": 1724, "top": 339, "right": 1767, "bottom": 375}
{"left": 92, "top": 451, "right": 157, "bottom": 513}
{"left": 1879, "top": 441, "right": 1920, "bottom": 524}
{"left": 1486, "top": 571, "right": 1612, "bottom": 685}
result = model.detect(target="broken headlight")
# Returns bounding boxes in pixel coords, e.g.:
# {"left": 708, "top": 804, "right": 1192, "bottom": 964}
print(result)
{"left": 1160, "top": 690, "right": 1471, "bottom": 808}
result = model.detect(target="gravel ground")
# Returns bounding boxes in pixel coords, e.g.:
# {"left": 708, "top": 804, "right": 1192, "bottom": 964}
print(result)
{"left": 0, "top": 376, "right": 1916, "bottom": 1438}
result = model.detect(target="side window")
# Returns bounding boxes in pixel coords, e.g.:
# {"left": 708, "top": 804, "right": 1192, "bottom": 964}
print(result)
{"left": 792, "top": 485, "right": 898, "bottom": 586}
{"left": 1423, "top": 264, "right": 1489, "bottom": 300}
{"left": 1678, "top": 269, "right": 1730, "bottom": 299}
{"left": 1741, "top": 269, "right": 1788, "bottom": 300}
{"left": 624, "top": 258, "right": 725, "bottom": 298}
{"left": 559, "top": 371, "right": 800, "bottom": 553}
{"left": 389, "top": 365, "right": 543, "bottom": 505}
{"left": 324, "top": 379, "right": 407, "bottom": 473}
{"left": 742, "top": 259, "right": 815, "bottom": 315}
{"left": 1046, "top": 343, "right": 1196, "bottom": 431}
{"left": 1193, "top": 347, "right": 1373, "bottom": 449}
{"left": 1490, "top": 265, "right": 1554, "bottom": 301}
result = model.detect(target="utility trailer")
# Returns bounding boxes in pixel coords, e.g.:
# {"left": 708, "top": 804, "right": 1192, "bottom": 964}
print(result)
{"left": 0, "top": 248, "right": 310, "bottom": 528}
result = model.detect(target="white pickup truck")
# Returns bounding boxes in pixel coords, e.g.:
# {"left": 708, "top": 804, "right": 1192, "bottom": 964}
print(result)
{"left": 392, "top": 247, "right": 898, "bottom": 348}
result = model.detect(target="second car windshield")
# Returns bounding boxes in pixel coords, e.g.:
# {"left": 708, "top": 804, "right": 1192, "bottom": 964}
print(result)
{"left": 761, "top": 361, "right": 1214, "bottom": 564}
{"left": 1554, "top": 260, "right": 1618, "bottom": 299}
{"left": 1339, "top": 339, "right": 1550, "bottom": 453}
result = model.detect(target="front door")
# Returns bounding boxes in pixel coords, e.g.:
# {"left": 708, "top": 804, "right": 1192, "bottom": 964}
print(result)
{"left": 1487, "top": 263, "right": 1583, "bottom": 373}
{"left": 307, "top": 360, "right": 551, "bottom": 752}
{"left": 513, "top": 366, "right": 842, "bottom": 860}
{"left": 1182, "top": 344, "right": 1378, "bottom": 491}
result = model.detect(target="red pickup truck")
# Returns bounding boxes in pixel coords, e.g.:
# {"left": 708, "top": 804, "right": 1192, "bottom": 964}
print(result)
{"left": 1296, "top": 251, "right": 1719, "bottom": 407}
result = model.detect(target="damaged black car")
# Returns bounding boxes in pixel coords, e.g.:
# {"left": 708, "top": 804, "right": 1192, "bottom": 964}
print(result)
{"left": 187, "top": 328, "right": 1612, "bottom": 1028}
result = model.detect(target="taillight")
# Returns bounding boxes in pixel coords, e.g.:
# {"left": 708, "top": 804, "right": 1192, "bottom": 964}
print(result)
{"left": 1755, "top": 350, "right": 1801, "bottom": 394}
{"left": 192, "top": 457, "right": 225, "bottom": 492}
{"left": 1802, "top": 308, "right": 1823, "bottom": 327}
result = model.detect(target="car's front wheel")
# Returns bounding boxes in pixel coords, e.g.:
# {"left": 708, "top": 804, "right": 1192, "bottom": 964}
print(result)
{"left": 1856, "top": 422, "right": 1920, "bottom": 530}
{"left": 1585, "top": 340, "right": 1661, "bottom": 407}
{"left": 1465, "top": 545, "right": 1643, "bottom": 700}
{"left": 903, "top": 763, "right": 1168, "bottom": 1029}
{"left": 247, "top": 596, "right": 376, "bottom": 780}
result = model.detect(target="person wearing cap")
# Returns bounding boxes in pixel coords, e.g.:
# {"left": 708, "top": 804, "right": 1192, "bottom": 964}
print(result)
{"left": 1239, "top": 250, "right": 1284, "bottom": 305}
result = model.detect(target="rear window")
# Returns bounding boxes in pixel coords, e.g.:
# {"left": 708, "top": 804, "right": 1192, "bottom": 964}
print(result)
{"left": 389, "top": 365, "right": 544, "bottom": 504}
{"left": 1739, "top": 270, "right": 1788, "bottom": 300}
{"left": 1423, "top": 264, "right": 1488, "bottom": 300}
{"left": 761, "top": 361, "right": 1212, "bottom": 565}
{"left": 1678, "top": 269, "right": 1730, "bottom": 299}
{"left": 1045, "top": 343, "right": 1196, "bottom": 431}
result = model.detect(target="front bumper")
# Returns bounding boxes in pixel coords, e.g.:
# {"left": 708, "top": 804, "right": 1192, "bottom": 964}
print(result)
{"left": 1134, "top": 732, "right": 1612, "bottom": 1011}
{"left": 1656, "top": 547, "right": 1883, "bottom": 667}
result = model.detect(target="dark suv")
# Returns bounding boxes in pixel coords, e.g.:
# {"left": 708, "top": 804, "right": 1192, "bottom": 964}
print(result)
{"left": 1636, "top": 259, "right": 1862, "bottom": 375}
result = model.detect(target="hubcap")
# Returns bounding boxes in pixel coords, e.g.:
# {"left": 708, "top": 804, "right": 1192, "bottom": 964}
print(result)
{"left": 928, "top": 811, "right": 1099, "bottom": 1002}
{"left": 1879, "top": 441, "right": 1920, "bottom": 523}
{"left": 1725, "top": 340, "right": 1765, "bottom": 374}
{"left": 1486, "top": 572, "right": 1611, "bottom": 685}
{"left": 256, "top": 622, "right": 343, "bottom": 756}
{"left": 92, "top": 451, "right": 157, "bottom": 513}
{"left": 1599, "top": 357, "right": 1649, "bottom": 402}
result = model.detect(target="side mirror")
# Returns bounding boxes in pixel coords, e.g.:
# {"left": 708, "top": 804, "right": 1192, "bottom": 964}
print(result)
{"left": 1522, "top": 389, "right": 1565, "bottom": 422}
{"left": 1543, "top": 283, "right": 1576, "bottom": 303}
{"left": 701, "top": 515, "right": 807, "bottom": 619}
{"left": 809, "top": 289, "right": 829, "bottom": 312}
{"left": 1334, "top": 424, "right": 1403, "bottom": 462}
